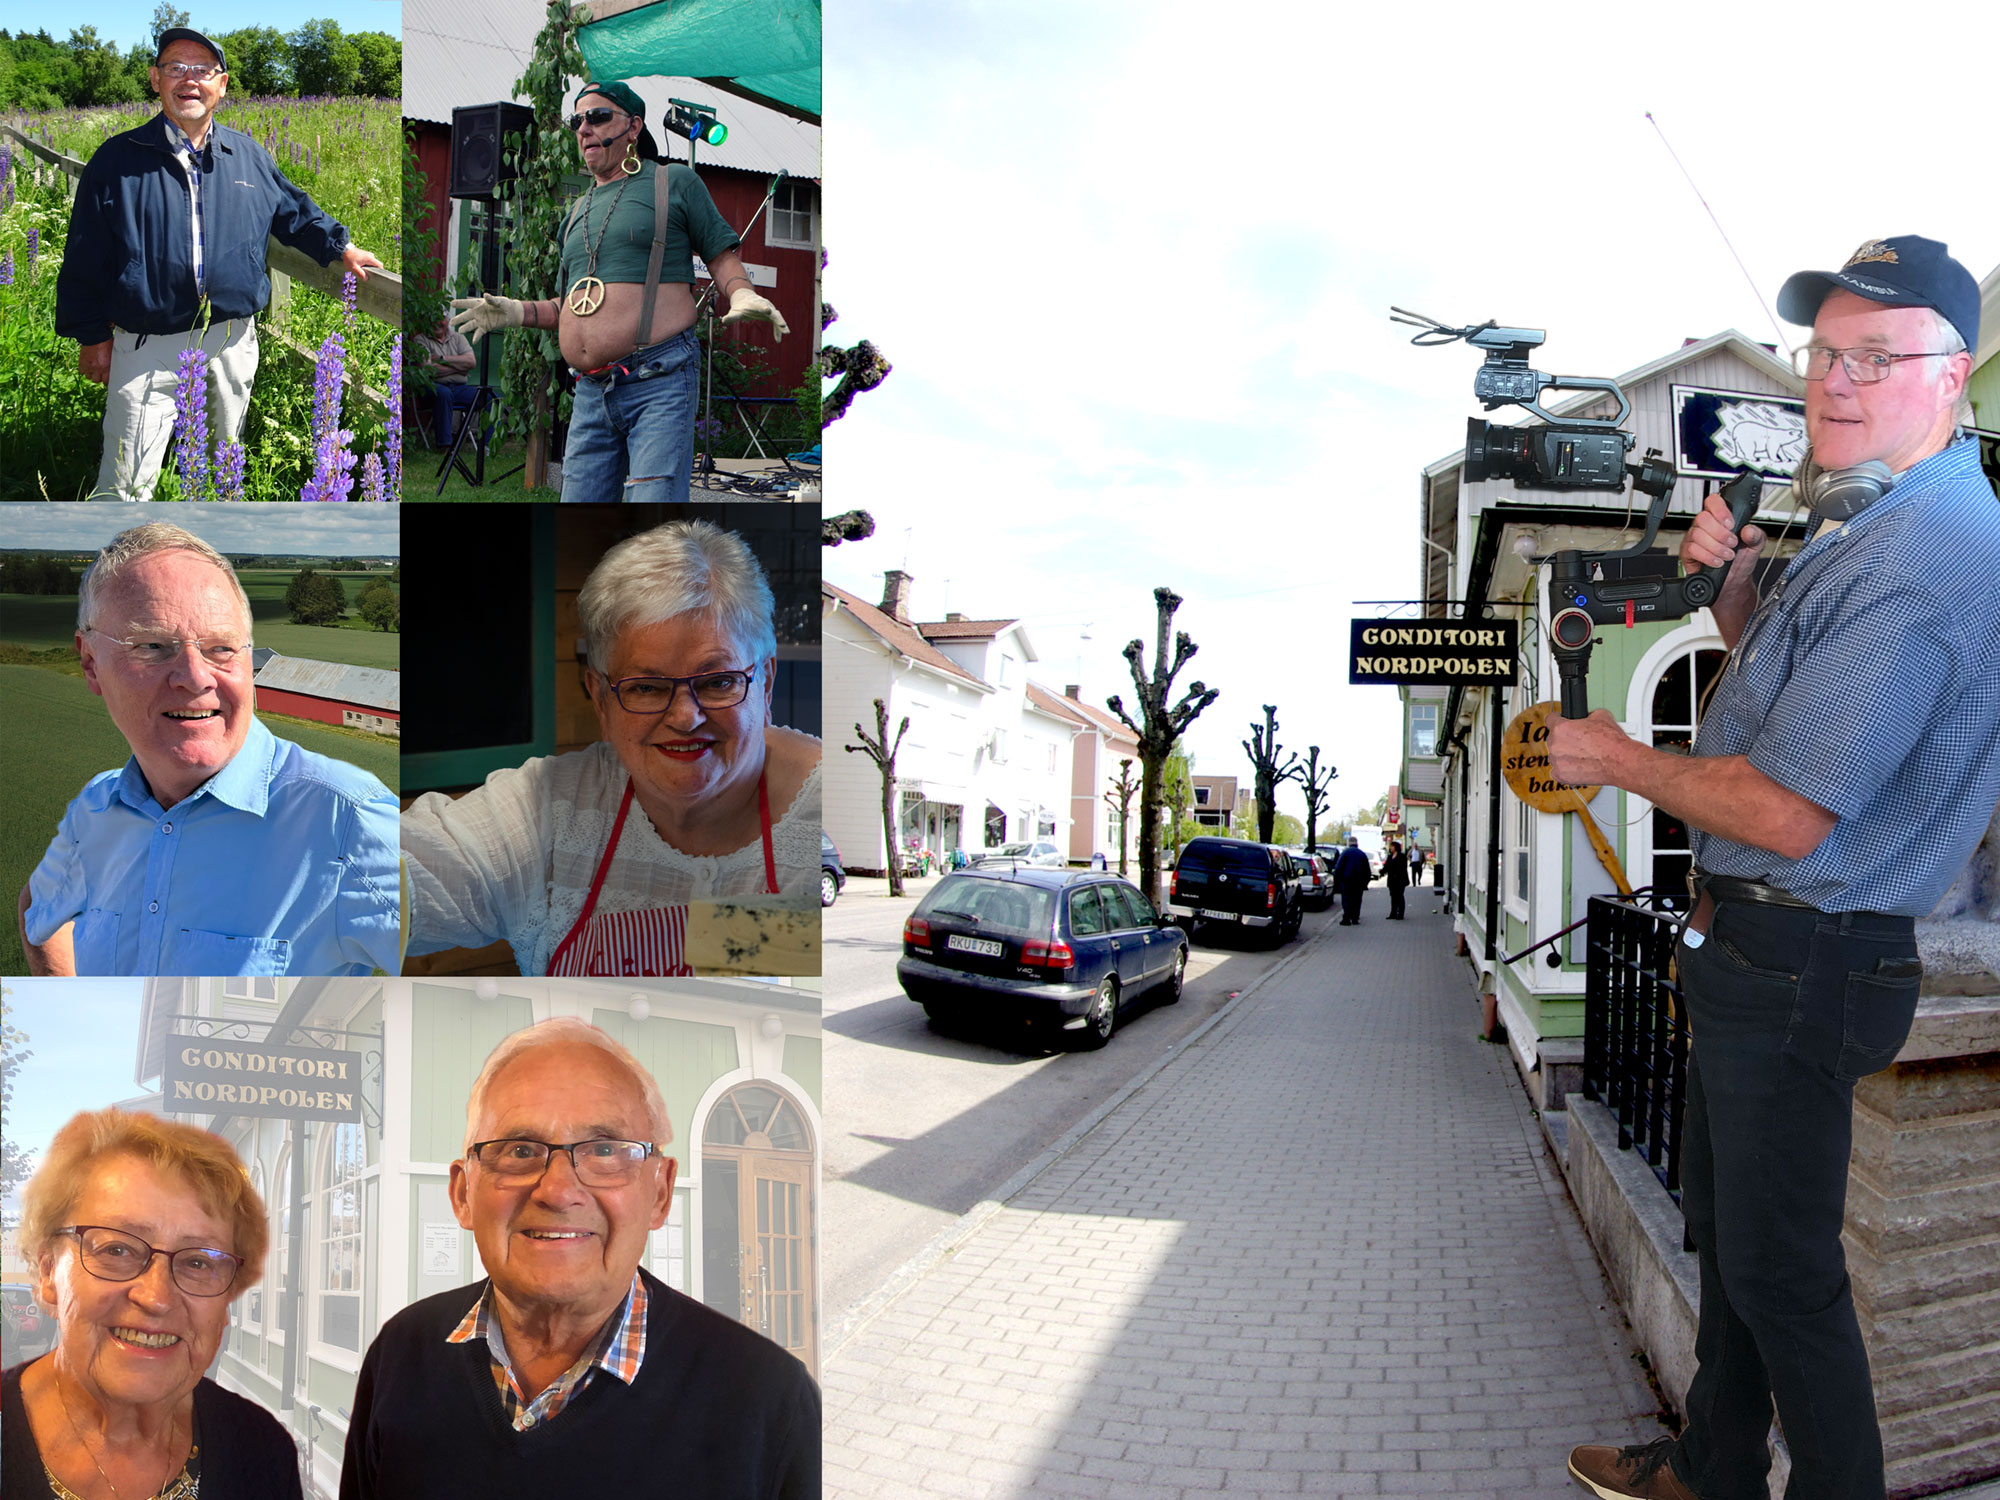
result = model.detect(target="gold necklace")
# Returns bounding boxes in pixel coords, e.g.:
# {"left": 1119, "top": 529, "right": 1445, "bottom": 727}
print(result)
{"left": 566, "top": 171, "right": 635, "bottom": 317}
{"left": 51, "top": 1364, "right": 188, "bottom": 1500}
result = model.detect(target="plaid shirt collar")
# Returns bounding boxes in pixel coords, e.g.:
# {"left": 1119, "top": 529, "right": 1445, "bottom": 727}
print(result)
{"left": 447, "top": 1272, "right": 650, "bottom": 1432}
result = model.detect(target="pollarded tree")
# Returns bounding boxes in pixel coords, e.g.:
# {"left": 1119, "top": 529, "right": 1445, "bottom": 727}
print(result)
{"left": 1103, "top": 757, "right": 1138, "bottom": 877}
{"left": 1243, "top": 704, "right": 1300, "bottom": 845}
{"left": 845, "top": 698, "right": 911, "bottom": 897}
{"left": 1298, "top": 745, "right": 1339, "bottom": 852}
{"left": 1161, "top": 747, "right": 1195, "bottom": 865}
{"left": 1105, "top": 588, "right": 1219, "bottom": 905}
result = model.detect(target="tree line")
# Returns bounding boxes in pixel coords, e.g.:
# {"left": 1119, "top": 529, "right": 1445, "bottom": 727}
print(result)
{"left": 285, "top": 567, "right": 397, "bottom": 632}
{"left": 0, "top": 554, "right": 82, "bottom": 594}
{"left": 0, "top": 20, "right": 399, "bottom": 111}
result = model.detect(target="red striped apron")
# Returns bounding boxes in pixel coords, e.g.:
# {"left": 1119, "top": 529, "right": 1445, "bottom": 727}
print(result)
{"left": 546, "top": 772, "right": 778, "bottom": 977}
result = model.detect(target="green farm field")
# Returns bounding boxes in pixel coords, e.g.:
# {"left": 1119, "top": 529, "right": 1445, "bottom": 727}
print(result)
{"left": 0, "top": 662, "right": 399, "bottom": 975}
{"left": 1, "top": 582, "right": 400, "bottom": 670}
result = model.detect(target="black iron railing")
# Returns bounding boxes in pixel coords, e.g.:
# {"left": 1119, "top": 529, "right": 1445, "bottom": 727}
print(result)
{"left": 1582, "top": 895, "right": 1690, "bottom": 1199}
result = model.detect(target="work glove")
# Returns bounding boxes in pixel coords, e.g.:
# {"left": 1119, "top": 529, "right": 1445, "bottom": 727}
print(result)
{"left": 722, "top": 286, "right": 789, "bottom": 343}
{"left": 450, "top": 295, "right": 525, "bottom": 344}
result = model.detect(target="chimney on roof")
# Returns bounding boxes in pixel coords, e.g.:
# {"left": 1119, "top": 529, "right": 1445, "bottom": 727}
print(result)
{"left": 945, "top": 612, "right": 965, "bottom": 622}
{"left": 880, "top": 570, "right": 913, "bottom": 625}
{"left": 1065, "top": 684, "right": 1080, "bottom": 700}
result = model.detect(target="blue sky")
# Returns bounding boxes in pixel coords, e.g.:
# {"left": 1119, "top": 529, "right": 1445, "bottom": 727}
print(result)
{"left": 0, "top": 503, "right": 400, "bottom": 555}
{"left": 821, "top": 0, "right": 1997, "bottom": 815}
{"left": 18, "top": 2, "right": 399, "bottom": 54}
{"left": 2, "top": 980, "right": 149, "bottom": 1205}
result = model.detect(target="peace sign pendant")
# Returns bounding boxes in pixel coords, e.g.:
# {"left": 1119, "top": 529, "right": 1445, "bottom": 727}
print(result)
{"left": 566, "top": 276, "right": 606, "bottom": 316}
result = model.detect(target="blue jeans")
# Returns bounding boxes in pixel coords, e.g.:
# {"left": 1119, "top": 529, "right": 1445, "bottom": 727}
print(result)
{"left": 560, "top": 328, "right": 700, "bottom": 502}
{"left": 1669, "top": 898, "right": 1922, "bottom": 1500}
{"left": 432, "top": 383, "right": 484, "bottom": 445}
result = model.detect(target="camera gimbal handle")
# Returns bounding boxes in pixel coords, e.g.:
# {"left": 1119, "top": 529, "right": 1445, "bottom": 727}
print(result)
{"left": 1501, "top": 375, "right": 1631, "bottom": 430}
{"left": 1547, "top": 469, "right": 1763, "bottom": 720}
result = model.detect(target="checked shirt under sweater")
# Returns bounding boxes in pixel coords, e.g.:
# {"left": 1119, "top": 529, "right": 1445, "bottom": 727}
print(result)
{"left": 401, "top": 738, "right": 821, "bottom": 974}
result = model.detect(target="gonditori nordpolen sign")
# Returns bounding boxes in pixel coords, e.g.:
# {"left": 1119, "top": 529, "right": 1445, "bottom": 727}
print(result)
{"left": 1349, "top": 620, "right": 1518, "bottom": 686}
{"left": 163, "top": 1039, "right": 364, "bottom": 1123}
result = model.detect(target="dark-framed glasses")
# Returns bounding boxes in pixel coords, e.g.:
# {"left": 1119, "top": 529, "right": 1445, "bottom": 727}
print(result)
{"left": 467, "top": 1138, "right": 658, "bottom": 1186}
{"left": 159, "top": 62, "right": 221, "bottom": 82}
{"left": 603, "top": 666, "right": 756, "bottom": 715}
{"left": 567, "top": 106, "right": 627, "bottom": 132}
{"left": 86, "top": 628, "right": 250, "bottom": 669}
{"left": 60, "top": 1225, "right": 242, "bottom": 1297}
{"left": 1792, "top": 345, "right": 1953, "bottom": 383}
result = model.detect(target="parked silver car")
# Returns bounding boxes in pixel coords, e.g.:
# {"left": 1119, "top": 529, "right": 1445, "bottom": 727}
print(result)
{"left": 968, "top": 839, "right": 1066, "bottom": 870}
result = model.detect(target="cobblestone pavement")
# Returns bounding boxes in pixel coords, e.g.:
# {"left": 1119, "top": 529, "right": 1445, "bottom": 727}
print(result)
{"left": 823, "top": 904, "right": 1667, "bottom": 1497}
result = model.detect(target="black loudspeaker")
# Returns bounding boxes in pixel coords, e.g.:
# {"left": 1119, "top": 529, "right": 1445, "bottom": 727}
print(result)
{"left": 448, "top": 102, "right": 535, "bottom": 198}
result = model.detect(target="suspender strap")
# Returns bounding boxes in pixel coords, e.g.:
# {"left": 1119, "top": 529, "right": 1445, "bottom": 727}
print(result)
{"left": 636, "top": 161, "right": 670, "bottom": 349}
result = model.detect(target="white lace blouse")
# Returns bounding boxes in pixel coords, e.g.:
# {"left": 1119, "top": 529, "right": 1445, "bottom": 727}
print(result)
{"left": 402, "top": 738, "right": 822, "bottom": 976}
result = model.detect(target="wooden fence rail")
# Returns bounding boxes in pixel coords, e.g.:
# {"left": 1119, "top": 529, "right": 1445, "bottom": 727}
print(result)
{"left": 2, "top": 120, "right": 400, "bottom": 424}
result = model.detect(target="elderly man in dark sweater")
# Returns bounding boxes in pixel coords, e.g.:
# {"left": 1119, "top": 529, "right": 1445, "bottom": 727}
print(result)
{"left": 339, "top": 1019, "right": 818, "bottom": 1498}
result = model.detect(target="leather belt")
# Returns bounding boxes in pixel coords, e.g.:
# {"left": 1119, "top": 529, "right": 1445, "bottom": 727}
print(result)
{"left": 1698, "top": 873, "right": 1817, "bottom": 912}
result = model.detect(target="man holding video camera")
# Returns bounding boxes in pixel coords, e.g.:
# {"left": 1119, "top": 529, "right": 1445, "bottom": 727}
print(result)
{"left": 1550, "top": 236, "right": 2000, "bottom": 1500}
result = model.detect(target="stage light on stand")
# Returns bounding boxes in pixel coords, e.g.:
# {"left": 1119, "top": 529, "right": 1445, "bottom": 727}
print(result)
{"left": 667, "top": 99, "right": 727, "bottom": 148}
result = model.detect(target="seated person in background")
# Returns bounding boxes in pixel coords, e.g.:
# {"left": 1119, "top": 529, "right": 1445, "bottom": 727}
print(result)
{"left": 19, "top": 523, "right": 399, "bottom": 976}
{"left": 411, "top": 319, "right": 481, "bottom": 446}
{"left": 400, "top": 519, "right": 821, "bottom": 976}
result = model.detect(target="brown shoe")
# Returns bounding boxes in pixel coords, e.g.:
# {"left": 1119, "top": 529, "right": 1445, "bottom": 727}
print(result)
{"left": 1568, "top": 1438, "right": 1698, "bottom": 1499}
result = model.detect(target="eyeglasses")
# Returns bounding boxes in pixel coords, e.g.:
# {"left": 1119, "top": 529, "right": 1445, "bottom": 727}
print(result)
{"left": 601, "top": 666, "right": 756, "bottom": 715}
{"left": 1792, "top": 345, "right": 1954, "bottom": 383}
{"left": 60, "top": 1226, "right": 243, "bottom": 1298}
{"left": 159, "top": 62, "right": 222, "bottom": 82}
{"left": 567, "top": 107, "right": 628, "bottom": 133}
{"left": 87, "top": 628, "right": 250, "bottom": 669}
{"left": 466, "top": 1138, "right": 658, "bottom": 1186}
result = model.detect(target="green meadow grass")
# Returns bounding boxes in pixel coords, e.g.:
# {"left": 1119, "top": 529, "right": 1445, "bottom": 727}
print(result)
{"left": 2, "top": 587, "right": 400, "bottom": 669}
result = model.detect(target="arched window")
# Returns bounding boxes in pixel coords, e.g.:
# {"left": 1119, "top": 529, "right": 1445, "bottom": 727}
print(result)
{"left": 701, "top": 1084, "right": 816, "bottom": 1373}
{"left": 244, "top": 1159, "right": 266, "bottom": 1331}
{"left": 314, "top": 1123, "right": 365, "bottom": 1353}
{"left": 269, "top": 1143, "right": 291, "bottom": 1340}
{"left": 1646, "top": 645, "right": 1726, "bottom": 908}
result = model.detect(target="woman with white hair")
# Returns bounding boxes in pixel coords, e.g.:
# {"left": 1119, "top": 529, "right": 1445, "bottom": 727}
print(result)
{"left": 401, "top": 519, "right": 820, "bottom": 975}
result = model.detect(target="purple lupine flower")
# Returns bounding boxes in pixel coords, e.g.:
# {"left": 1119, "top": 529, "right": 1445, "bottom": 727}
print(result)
{"left": 359, "top": 452, "right": 387, "bottom": 502}
{"left": 300, "top": 331, "right": 357, "bottom": 501}
{"left": 340, "top": 270, "right": 357, "bottom": 331}
{"left": 0, "top": 253, "right": 12, "bottom": 287}
{"left": 25, "top": 228, "right": 37, "bottom": 268}
{"left": 214, "top": 439, "right": 247, "bottom": 501}
{"left": 385, "top": 338, "right": 403, "bottom": 497}
{"left": 172, "top": 348, "right": 211, "bottom": 498}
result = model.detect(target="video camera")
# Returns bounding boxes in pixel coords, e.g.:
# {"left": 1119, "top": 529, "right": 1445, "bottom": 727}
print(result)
{"left": 1393, "top": 308, "right": 1761, "bottom": 719}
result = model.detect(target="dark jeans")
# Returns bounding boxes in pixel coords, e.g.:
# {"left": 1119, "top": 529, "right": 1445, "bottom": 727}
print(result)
{"left": 1387, "top": 882, "right": 1406, "bottom": 918}
{"left": 1669, "top": 899, "right": 1921, "bottom": 1500}
{"left": 1339, "top": 885, "right": 1363, "bottom": 922}
{"left": 432, "top": 383, "right": 484, "bottom": 445}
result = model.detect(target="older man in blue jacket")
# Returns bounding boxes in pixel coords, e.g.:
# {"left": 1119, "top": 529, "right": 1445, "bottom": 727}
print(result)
{"left": 53, "top": 28, "right": 384, "bottom": 501}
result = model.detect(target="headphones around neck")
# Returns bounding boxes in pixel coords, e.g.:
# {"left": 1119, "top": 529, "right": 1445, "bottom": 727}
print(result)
{"left": 1793, "top": 452, "right": 1895, "bottom": 522}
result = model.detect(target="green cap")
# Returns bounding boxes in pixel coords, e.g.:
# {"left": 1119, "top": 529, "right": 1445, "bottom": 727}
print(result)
{"left": 575, "top": 80, "right": 646, "bottom": 119}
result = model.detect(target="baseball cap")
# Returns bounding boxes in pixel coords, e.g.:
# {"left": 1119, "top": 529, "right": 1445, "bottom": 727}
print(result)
{"left": 575, "top": 81, "right": 646, "bottom": 119}
{"left": 1777, "top": 235, "right": 1979, "bottom": 352}
{"left": 155, "top": 27, "right": 227, "bottom": 70}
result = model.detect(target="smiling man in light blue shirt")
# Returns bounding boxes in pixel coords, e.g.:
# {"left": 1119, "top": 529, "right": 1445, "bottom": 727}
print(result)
{"left": 17, "top": 522, "right": 398, "bottom": 976}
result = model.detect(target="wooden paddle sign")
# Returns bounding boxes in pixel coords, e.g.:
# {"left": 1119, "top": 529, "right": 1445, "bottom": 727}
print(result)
{"left": 1503, "top": 700, "right": 1631, "bottom": 897}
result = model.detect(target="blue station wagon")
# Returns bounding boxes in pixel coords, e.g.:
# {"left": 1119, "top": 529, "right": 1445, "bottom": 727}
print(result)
{"left": 897, "top": 867, "right": 1189, "bottom": 1048}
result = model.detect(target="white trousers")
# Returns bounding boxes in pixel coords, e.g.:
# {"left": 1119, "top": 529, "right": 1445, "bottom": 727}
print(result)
{"left": 93, "top": 318, "right": 259, "bottom": 501}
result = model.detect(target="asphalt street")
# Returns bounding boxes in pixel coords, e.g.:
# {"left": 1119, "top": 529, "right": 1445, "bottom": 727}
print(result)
{"left": 822, "top": 873, "right": 1353, "bottom": 1326}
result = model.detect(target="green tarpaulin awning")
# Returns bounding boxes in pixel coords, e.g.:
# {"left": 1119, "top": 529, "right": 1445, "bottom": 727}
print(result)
{"left": 577, "top": 0, "right": 820, "bottom": 123}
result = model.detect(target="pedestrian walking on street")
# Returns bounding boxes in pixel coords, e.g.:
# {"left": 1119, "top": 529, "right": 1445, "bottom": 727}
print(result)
{"left": 1384, "top": 839, "right": 1409, "bottom": 919}
{"left": 1550, "top": 236, "right": 2000, "bottom": 1500}
{"left": 1410, "top": 845, "right": 1426, "bottom": 886}
{"left": 1331, "top": 835, "right": 1372, "bottom": 924}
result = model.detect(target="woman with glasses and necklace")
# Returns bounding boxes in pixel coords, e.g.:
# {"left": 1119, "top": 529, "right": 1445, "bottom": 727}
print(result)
{"left": 401, "top": 519, "right": 821, "bottom": 976}
{"left": 2, "top": 1110, "right": 300, "bottom": 1500}
{"left": 449, "top": 81, "right": 788, "bottom": 503}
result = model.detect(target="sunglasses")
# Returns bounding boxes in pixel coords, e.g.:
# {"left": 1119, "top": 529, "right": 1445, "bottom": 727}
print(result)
{"left": 567, "top": 107, "right": 630, "bottom": 133}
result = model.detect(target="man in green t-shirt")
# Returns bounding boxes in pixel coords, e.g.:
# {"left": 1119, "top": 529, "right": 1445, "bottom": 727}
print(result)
{"left": 451, "top": 82, "right": 787, "bottom": 502}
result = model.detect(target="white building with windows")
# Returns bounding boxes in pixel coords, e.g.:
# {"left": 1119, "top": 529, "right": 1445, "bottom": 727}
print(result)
{"left": 1402, "top": 327, "right": 1811, "bottom": 1105}
{"left": 136, "top": 974, "right": 821, "bottom": 1497}
{"left": 823, "top": 575, "right": 1081, "bottom": 871}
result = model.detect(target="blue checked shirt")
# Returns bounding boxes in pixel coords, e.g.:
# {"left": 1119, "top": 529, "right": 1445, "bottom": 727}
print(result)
{"left": 24, "top": 717, "right": 399, "bottom": 975}
{"left": 164, "top": 118, "right": 207, "bottom": 298}
{"left": 1690, "top": 438, "right": 2000, "bottom": 914}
